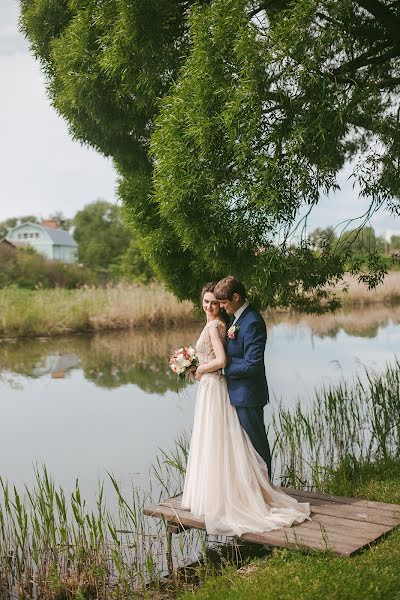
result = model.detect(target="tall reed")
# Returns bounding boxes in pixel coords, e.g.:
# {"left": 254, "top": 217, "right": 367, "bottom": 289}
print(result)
{"left": 0, "top": 284, "right": 197, "bottom": 339}
{"left": 1, "top": 272, "right": 400, "bottom": 340}
{"left": 1, "top": 361, "right": 400, "bottom": 597}
{"left": 271, "top": 359, "right": 400, "bottom": 488}
{"left": 0, "top": 433, "right": 207, "bottom": 599}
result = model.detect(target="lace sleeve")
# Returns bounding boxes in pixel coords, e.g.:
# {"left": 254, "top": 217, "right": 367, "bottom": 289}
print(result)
{"left": 207, "top": 320, "right": 226, "bottom": 341}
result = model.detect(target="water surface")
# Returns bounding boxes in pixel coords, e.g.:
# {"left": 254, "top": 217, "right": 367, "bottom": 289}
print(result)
{"left": 0, "top": 306, "right": 399, "bottom": 501}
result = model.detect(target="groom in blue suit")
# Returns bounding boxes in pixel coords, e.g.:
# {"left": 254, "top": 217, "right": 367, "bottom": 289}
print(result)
{"left": 214, "top": 275, "right": 272, "bottom": 476}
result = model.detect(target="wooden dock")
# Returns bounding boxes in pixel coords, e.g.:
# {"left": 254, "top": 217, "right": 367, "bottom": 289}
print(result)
{"left": 144, "top": 487, "right": 400, "bottom": 557}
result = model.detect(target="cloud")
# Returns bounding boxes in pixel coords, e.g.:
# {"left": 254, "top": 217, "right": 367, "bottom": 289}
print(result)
{"left": 0, "top": 0, "right": 398, "bottom": 238}
{"left": 0, "top": 1, "right": 28, "bottom": 56}
{"left": 0, "top": 1, "right": 118, "bottom": 221}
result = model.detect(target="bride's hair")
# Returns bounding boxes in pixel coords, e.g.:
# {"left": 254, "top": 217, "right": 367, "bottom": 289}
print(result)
{"left": 200, "top": 282, "right": 230, "bottom": 327}
{"left": 200, "top": 282, "right": 217, "bottom": 304}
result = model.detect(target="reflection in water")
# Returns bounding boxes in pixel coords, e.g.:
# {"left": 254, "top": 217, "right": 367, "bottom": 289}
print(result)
{"left": 0, "top": 305, "right": 399, "bottom": 499}
{"left": 34, "top": 353, "right": 81, "bottom": 378}
{"left": 265, "top": 304, "right": 400, "bottom": 339}
{"left": 1, "top": 306, "right": 399, "bottom": 388}
{"left": 0, "top": 327, "right": 199, "bottom": 393}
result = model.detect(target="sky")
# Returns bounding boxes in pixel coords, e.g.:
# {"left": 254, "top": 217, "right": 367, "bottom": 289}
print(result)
{"left": 0, "top": 0, "right": 399, "bottom": 239}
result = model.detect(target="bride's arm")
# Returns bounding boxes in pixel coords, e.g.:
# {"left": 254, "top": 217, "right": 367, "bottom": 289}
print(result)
{"left": 196, "top": 325, "right": 227, "bottom": 377}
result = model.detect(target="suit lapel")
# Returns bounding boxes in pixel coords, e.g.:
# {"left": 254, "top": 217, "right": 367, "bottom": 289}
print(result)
{"left": 234, "top": 304, "right": 252, "bottom": 328}
{"left": 227, "top": 305, "right": 252, "bottom": 349}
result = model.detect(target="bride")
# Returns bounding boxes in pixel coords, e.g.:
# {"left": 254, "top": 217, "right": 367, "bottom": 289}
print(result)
{"left": 182, "top": 282, "right": 311, "bottom": 537}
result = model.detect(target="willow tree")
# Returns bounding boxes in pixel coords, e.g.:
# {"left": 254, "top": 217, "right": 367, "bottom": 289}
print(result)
{"left": 20, "top": 0, "right": 400, "bottom": 310}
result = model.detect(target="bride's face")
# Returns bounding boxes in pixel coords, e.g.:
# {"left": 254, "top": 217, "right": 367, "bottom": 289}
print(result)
{"left": 202, "top": 292, "right": 221, "bottom": 319}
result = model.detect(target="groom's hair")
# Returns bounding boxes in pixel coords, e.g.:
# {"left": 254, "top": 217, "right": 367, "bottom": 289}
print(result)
{"left": 214, "top": 276, "right": 246, "bottom": 301}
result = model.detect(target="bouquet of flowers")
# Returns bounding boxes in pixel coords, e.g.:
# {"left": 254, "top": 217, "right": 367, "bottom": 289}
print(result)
{"left": 169, "top": 346, "right": 198, "bottom": 379}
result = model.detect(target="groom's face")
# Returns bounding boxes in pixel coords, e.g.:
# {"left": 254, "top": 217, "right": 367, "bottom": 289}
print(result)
{"left": 218, "top": 293, "right": 243, "bottom": 315}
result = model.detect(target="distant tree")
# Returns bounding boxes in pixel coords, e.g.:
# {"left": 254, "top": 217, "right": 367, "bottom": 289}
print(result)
{"left": 308, "top": 227, "right": 337, "bottom": 252}
{"left": 72, "top": 201, "right": 131, "bottom": 272}
{"left": 0, "top": 215, "right": 38, "bottom": 239}
{"left": 336, "top": 227, "right": 382, "bottom": 257}
{"left": 389, "top": 235, "right": 400, "bottom": 252}
{"left": 48, "top": 211, "right": 73, "bottom": 231}
{"left": 118, "top": 239, "right": 155, "bottom": 284}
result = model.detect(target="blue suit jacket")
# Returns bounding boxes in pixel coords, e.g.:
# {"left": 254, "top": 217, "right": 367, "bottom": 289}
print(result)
{"left": 224, "top": 305, "right": 269, "bottom": 407}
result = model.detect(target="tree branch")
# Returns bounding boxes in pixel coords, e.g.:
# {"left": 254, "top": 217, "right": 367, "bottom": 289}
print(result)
{"left": 332, "top": 42, "right": 400, "bottom": 76}
{"left": 376, "top": 76, "right": 400, "bottom": 89}
{"left": 354, "top": 0, "right": 400, "bottom": 42}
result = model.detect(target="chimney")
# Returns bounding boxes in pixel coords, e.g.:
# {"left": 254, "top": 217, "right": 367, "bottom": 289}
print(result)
{"left": 42, "top": 219, "right": 58, "bottom": 229}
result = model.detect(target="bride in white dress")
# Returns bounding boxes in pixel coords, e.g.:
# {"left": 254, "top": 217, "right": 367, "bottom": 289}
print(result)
{"left": 182, "top": 283, "right": 311, "bottom": 537}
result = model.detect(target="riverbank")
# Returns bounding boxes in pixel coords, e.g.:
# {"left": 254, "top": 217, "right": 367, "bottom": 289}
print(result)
{"left": 0, "top": 360, "right": 399, "bottom": 599}
{"left": 178, "top": 456, "right": 400, "bottom": 600}
{"left": 1, "top": 272, "right": 400, "bottom": 339}
{"left": 0, "top": 283, "right": 197, "bottom": 338}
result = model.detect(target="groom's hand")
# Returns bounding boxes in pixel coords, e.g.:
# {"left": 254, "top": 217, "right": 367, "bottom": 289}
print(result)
{"left": 195, "top": 366, "right": 204, "bottom": 380}
{"left": 186, "top": 366, "right": 197, "bottom": 382}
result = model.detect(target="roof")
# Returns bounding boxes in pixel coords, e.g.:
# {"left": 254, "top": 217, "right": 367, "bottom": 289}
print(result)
{"left": 41, "top": 226, "right": 77, "bottom": 247}
{"left": 6, "top": 222, "right": 77, "bottom": 247}
{"left": 1, "top": 238, "right": 17, "bottom": 248}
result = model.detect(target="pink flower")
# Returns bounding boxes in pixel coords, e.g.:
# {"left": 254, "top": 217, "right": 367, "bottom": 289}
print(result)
{"left": 169, "top": 345, "right": 198, "bottom": 379}
{"left": 227, "top": 325, "right": 240, "bottom": 339}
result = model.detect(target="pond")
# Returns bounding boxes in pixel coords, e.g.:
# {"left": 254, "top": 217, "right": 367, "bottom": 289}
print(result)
{"left": 0, "top": 305, "right": 399, "bottom": 504}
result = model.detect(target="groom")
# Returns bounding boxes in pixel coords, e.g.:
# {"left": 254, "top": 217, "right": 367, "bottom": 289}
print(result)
{"left": 214, "top": 275, "right": 272, "bottom": 476}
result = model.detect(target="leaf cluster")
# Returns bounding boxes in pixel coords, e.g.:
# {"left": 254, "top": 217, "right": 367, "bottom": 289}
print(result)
{"left": 20, "top": 0, "right": 400, "bottom": 310}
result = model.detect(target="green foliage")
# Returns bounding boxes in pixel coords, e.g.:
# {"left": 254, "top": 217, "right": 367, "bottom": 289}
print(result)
{"left": 72, "top": 200, "right": 131, "bottom": 272}
{"left": 0, "top": 244, "right": 94, "bottom": 289}
{"left": 1, "top": 205, "right": 154, "bottom": 285}
{"left": 20, "top": 0, "right": 400, "bottom": 310}
{"left": 308, "top": 227, "right": 337, "bottom": 251}
{"left": 0, "top": 215, "right": 38, "bottom": 239}
{"left": 336, "top": 227, "right": 381, "bottom": 256}
{"left": 117, "top": 238, "right": 155, "bottom": 284}
{"left": 389, "top": 235, "right": 400, "bottom": 252}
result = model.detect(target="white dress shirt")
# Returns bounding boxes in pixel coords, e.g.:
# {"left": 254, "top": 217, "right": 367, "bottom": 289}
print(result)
{"left": 232, "top": 299, "right": 249, "bottom": 325}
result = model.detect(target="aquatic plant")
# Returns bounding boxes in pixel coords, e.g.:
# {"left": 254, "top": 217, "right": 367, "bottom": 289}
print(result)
{"left": 272, "top": 360, "right": 400, "bottom": 488}
{"left": 1, "top": 360, "right": 400, "bottom": 597}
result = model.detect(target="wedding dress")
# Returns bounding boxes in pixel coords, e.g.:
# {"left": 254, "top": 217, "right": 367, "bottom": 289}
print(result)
{"left": 182, "top": 320, "right": 311, "bottom": 536}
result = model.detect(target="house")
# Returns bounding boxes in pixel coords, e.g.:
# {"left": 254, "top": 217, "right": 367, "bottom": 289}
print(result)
{"left": 0, "top": 238, "right": 17, "bottom": 250}
{"left": 5, "top": 219, "right": 78, "bottom": 264}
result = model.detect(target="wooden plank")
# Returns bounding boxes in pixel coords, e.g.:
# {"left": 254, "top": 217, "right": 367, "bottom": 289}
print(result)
{"left": 160, "top": 492, "right": 400, "bottom": 521}
{"left": 310, "top": 513, "right": 391, "bottom": 537}
{"left": 288, "top": 494, "right": 400, "bottom": 527}
{"left": 241, "top": 529, "right": 359, "bottom": 556}
{"left": 145, "top": 504, "right": 360, "bottom": 553}
{"left": 144, "top": 490, "right": 400, "bottom": 557}
{"left": 159, "top": 496, "right": 186, "bottom": 510}
{"left": 293, "top": 518, "right": 389, "bottom": 542}
{"left": 153, "top": 494, "right": 399, "bottom": 530}
{"left": 144, "top": 504, "right": 204, "bottom": 530}
{"left": 280, "top": 487, "right": 400, "bottom": 513}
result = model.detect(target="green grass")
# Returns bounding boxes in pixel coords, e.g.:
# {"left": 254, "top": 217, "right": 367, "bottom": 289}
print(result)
{"left": 178, "top": 456, "right": 400, "bottom": 600}
{"left": 0, "top": 284, "right": 197, "bottom": 338}
{"left": 1, "top": 271, "right": 400, "bottom": 339}
{"left": 271, "top": 359, "right": 400, "bottom": 488}
{"left": 1, "top": 356, "right": 399, "bottom": 598}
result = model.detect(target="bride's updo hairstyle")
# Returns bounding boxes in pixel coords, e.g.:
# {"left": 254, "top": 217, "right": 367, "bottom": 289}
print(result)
{"left": 214, "top": 275, "right": 247, "bottom": 301}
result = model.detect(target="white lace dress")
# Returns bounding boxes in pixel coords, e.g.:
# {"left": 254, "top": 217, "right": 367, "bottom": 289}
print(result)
{"left": 181, "top": 319, "right": 311, "bottom": 536}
